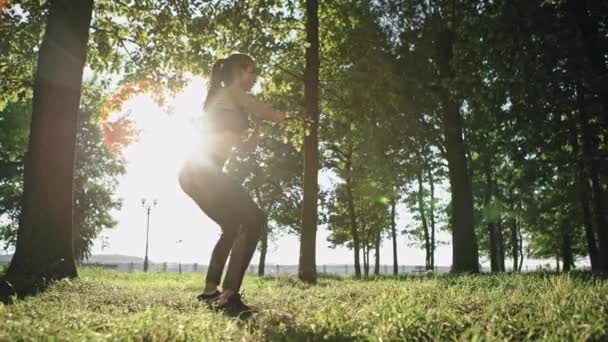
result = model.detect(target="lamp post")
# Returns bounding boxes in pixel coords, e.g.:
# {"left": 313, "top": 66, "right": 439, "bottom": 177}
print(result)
{"left": 176, "top": 239, "right": 183, "bottom": 274}
{"left": 141, "top": 198, "right": 157, "bottom": 272}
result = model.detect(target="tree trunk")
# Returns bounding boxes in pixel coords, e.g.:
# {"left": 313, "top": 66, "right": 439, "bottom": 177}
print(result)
{"left": 568, "top": 106, "right": 599, "bottom": 269}
{"left": 508, "top": 187, "right": 519, "bottom": 271}
{"left": 366, "top": 244, "right": 370, "bottom": 277}
{"left": 345, "top": 158, "right": 361, "bottom": 278}
{"left": 258, "top": 221, "right": 268, "bottom": 276}
{"left": 517, "top": 221, "right": 524, "bottom": 271}
{"left": 485, "top": 162, "right": 501, "bottom": 272}
{"left": 7, "top": 0, "right": 94, "bottom": 284}
{"left": 427, "top": 166, "right": 436, "bottom": 270}
{"left": 560, "top": 220, "right": 573, "bottom": 272}
{"left": 496, "top": 219, "right": 506, "bottom": 272}
{"left": 416, "top": 160, "right": 431, "bottom": 270}
{"left": 374, "top": 229, "right": 380, "bottom": 275}
{"left": 568, "top": 0, "right": 608, "bottom": 126}
{"left": 437, "top": 27, "right": 479, "bottom": 273}
{"left": 298, "top": 0, "right": 319, "bottom": 284}
{"left": 390, "top": 198, "right": 398, "bottom": 275}
{"left": 362, "top": 242, "right": 369, "bottom": 278}
{"left": 579, "top": 86, "right": 608, "bottom": 271}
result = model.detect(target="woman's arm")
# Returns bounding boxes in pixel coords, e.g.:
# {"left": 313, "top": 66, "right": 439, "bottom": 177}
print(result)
{"left": 237, "top": 118, "right": 261, "bottom": 153}
{"left": 229, "top": 86, "right": 285, "bottom": 123}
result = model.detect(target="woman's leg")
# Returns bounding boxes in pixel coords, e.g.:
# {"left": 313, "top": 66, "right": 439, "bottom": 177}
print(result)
{"left": 204, "top": 225, "right": 238, "bottom": 291}
{"left": 179, "top": 161, "right": 266, "bottom": 295}
{"left": 179, "top": 163, "right": 241, "bottom": 293}
{"left": 220, "top": 192, "right": 266, "bottom": 294}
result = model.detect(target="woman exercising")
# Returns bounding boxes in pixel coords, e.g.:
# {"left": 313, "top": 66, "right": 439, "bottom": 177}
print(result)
{"left": 179, "top": 53, "right": 284, "bottom": 315}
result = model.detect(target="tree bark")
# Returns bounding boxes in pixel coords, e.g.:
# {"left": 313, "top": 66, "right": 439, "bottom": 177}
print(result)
{"left": 508, "top": 187, "right": 519, "bottom": 271}
{"left": 416, "top": 164, "right": 431, "bottom": 270}
{"left": 390, "top": 198, "right": 398, "bottom": 275}
{"left": 484, "top": 162, "right": 501, "bottom": 272}
{"left": 560, "top": 220, "right": 573, "bottom": 272}
{"left": 427, "top": 166, "right": 436, "bottom": 270}
{"left": 362, "top": 242, "right": 369, "bottom": 278}
{"left": 258, "top": 224, "right": 267, "bottom": 276}
{"left": 345, "top": 155, "right": 361, "bottom": 278}
{"left": 298, "top": 0, "right": 319, "bottom": 283}
{"left": 579, "top": 86, "right": 608, "bottom": 271}
{"left": 374, "top": 228, "right": 380, "bottom": 275}
{"left": 496, "top": 218, "right": 506, "bottom": 272}
{"left": 437, "top": 27, "right": 479, "bottom": 273}
{"left": 7, "top": 0, "right": 94, "bottom": 282}
{"left": 568, "top": 106, "right": 599, "bottom": 269}
{"left": 517, "top": 220, "right": 524, "bottom": 271}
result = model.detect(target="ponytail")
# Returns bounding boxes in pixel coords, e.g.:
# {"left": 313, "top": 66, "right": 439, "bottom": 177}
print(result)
{"left": 204, "top": 58, "right": 225, "bottom": 110}
{"left": 203, "top": 53, "right": 256, "bottom": 111}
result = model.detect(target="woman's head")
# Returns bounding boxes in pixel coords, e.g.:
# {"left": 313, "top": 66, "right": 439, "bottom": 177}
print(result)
{"left": 204, "top": 53, "right": 257, "bottom": 109}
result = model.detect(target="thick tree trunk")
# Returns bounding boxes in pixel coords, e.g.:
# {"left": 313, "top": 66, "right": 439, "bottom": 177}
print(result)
{"left": 568, "top": 0, "right": 608, "bottom": 126}
{"left": 390, "top": 198, "right": 398, "bottom": 275}
{"left": 298, "top": 0, "right": 319, "bottom": 283}
{"left": 437, "top": 27, "right": 479, "bottom": 273}
{"left": 7, "top": 0, "right": 94, "bottom": 283}
{"left": 579, "top": 86, "right": 608, "bottom": 271}
{"left": 568, "top": 107, "right": 599, "bottom": 269}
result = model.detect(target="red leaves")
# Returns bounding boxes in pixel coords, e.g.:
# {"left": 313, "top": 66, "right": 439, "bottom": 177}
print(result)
{"left": 99, "top": 79, "right": 162, "bottom": 154}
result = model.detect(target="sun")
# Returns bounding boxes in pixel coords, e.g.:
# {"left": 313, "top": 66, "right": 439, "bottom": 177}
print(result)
{"left": 115, "top": 75, "right": 210, "bottom": 182}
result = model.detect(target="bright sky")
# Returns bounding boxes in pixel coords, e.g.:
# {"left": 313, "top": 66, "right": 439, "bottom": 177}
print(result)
{"left": 88, "top": 75, "right": 456, "bottom": 267}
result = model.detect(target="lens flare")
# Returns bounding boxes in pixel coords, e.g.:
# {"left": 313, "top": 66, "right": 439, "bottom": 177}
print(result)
{"left": 99, "top": 79, "right": 163, "bottom": 154}
{"left": 0, "top": 0, "right": 10, "bottom": 15}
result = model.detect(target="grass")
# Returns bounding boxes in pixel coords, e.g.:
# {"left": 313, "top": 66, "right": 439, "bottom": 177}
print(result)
{"left": 0, "top": 268, "right": 606, "bottom": 341}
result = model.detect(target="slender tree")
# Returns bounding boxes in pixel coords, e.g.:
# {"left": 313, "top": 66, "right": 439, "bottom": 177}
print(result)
{"left": 299, "top": 0, "right": 320, "bottom": 283}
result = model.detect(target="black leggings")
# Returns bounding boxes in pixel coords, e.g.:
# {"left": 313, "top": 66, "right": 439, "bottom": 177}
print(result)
{"left": 179, "top": 160, "right": 265, "bottom": 293}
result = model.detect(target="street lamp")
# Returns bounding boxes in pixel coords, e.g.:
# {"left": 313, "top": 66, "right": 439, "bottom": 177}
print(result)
{"left": 141, "top": 198, "right": 158, "bottom": 272}
{"left": 176, "top": 239, "right": 183, "bottom": 274}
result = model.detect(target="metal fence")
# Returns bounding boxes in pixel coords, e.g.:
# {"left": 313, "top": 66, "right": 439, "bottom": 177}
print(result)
{"left": 79, "top": 262, "right": 453, "bottom": 275}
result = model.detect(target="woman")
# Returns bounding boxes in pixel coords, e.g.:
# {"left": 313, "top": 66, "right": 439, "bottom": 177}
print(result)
{"left": 179, "top": 53, "right": 284, "bottom": 315}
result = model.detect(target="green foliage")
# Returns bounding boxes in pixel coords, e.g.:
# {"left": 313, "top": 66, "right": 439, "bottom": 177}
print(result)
{"left": 0, "top": 269, "right": 606, "bottom": 340}
{"left": 0, "top": 83, "right": 125, "bottom": 260}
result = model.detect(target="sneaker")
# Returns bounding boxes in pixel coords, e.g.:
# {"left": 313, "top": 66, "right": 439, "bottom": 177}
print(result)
{"left": 197, "top": 290, "right": 221, "bottom": 305}
{"left": 212, "top": 293, "right": 256, "bottom": 318}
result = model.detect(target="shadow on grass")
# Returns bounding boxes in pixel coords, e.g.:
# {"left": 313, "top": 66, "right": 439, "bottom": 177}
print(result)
{"left": 256, "top": 270, "right": 607, "bottom": 289}
{"left": 266, "top": 330, "right": 357, "bottom": 342}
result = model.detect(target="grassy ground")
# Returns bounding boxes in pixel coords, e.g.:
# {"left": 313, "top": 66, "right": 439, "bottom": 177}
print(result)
{"left": 0, "top": 268, "right": 606, "bottom": 341}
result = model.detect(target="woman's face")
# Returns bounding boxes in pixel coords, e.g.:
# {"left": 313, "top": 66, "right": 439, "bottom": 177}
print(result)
{"left": 238, "top": 63, "right": 258, "bottom": 91}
